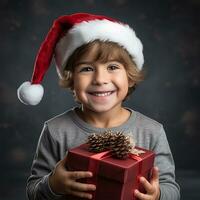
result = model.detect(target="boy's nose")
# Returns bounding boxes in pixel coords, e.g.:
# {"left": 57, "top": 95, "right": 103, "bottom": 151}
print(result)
{"left": 92, "top": 69, "right": 109, "bottom": 85}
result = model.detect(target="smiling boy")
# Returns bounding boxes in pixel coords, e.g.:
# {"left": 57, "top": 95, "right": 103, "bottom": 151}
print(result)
{"left": 17, "top": 13, "right": 180, "bottom": 200}
{"left": 72, "top": 43, "right": 134, "bottom": 128}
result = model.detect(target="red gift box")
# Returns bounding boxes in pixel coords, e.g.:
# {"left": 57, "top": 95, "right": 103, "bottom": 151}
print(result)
{"left": 66, "top": 144, "right": 155, "bottom": 200}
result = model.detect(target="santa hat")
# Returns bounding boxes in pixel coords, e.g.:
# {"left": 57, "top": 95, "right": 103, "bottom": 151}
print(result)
{"left": 17, "top": 13, "right": 144, "bottom": 105}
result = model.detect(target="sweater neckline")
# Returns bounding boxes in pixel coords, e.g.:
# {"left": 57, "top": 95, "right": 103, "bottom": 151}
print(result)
{"left": 69, "top": 106, "right": 137, "bottom": 133}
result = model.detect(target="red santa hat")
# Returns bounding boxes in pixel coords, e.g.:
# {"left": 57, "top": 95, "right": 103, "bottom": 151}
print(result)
{"left": 17, "top": 13, "right": 144, "bottom": 105}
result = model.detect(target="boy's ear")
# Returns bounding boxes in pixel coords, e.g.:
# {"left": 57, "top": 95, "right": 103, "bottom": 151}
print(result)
{"left": 69, "top": 74, "right": 74, "bottom": 90}
{"left": 128, "top": 80, "right": 135, "bottom": 88}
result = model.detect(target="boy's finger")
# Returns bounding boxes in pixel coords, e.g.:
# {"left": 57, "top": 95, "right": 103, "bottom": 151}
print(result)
{"left": 70, "top": 171, "right": 93, "bottom": 180}
{"left": 69, "top": 190, "right": 93, "bottom": 199}
{"left": 151, "top": 167, "right": 159, "bottom": 183}
{"left": 134, "top": 189, "right": 149, "bottom": 200}
{"left": 139, "top": 177, "right": 154, "bottom": 194}
{"left": 70, "top": 181, "right": 96, "bottom": 192}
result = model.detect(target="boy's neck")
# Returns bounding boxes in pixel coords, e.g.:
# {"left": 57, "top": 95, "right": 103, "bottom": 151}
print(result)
{"left": 76, "top": 106, "right": 131, "bottom": 128}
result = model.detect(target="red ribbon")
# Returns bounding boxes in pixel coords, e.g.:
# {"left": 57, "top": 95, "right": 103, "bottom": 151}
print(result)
{"left": 87, "top": 151, "right": 143, "bottom": 200}
{"left": 87, "top": 150, "right": 112, "bottom": 199}
{"left": 129, "top": 154, "right": 143, "bottom": 162}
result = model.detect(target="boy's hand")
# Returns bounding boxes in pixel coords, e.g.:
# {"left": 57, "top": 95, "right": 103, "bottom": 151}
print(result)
{"left": 134, "top": 167, "right": 160, "bottom": 200}
{"left": 49, "top": 156, "right": 96, "bottom": 199}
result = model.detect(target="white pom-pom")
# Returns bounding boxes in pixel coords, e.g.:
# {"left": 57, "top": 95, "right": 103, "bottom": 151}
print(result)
{"left": 17, "top": 81, "right": 44, "bottom": 105}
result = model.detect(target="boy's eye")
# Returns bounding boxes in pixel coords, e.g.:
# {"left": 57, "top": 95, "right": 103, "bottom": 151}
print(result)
{"left": 107, "top": 64, "right": 119, "bottom": 71}
{"left": 79, "top": 66, "right": 93, "bottom": 72}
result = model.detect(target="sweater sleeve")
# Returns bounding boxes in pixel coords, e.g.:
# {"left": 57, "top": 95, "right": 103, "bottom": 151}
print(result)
{"left": 26, "top": 123, "right": 63, "bottom": 200}
{"left": 154, "top": 125, "right": 180, "bottom": 200}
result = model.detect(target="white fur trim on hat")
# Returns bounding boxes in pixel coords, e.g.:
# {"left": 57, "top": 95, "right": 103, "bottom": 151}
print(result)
{"left": 17, "top": 82, "right": 44, "bottom": 105}
{"left": 55, "top": 19, "right": 144, "bottom": 77}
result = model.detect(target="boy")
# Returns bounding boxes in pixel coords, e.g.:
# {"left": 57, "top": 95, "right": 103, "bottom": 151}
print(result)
{"left": 17, "top": 13, "right": 180, "bottom": 200}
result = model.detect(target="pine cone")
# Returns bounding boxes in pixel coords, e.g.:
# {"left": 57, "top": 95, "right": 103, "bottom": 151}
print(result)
{"left": 87, "top": 131, "right": 135, "bottom": 159}
{"left": 87, "top": 133, "right": 105, "bottom": 152}
{"left": 101, "top": 130, "right": 114, "bottom": 149}
{"left": 110, "top": 132, "right": 133, "bottom": 159}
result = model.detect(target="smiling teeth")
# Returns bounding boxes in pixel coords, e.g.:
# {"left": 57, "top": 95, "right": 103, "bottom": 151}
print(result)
{"left": 92, "top": 92, "right": 112, "bottom": 97}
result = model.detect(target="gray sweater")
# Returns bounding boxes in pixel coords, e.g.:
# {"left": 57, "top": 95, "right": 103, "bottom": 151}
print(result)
{"left": 26, "top": 107, "right": 180, "bottom": 200}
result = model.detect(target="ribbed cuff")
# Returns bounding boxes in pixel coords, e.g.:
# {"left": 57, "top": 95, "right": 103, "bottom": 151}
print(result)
{"left": 42, "top": 173, "right": 63, "bottom": 199}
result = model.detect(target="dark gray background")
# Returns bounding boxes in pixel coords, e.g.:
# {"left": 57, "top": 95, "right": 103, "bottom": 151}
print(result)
{"left": 1, "top": 0, "right": 200, "bottom": 199}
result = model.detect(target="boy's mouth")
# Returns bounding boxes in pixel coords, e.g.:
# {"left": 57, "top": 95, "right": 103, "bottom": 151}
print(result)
{"left": 88, "top": 91, "right": 115, "bottom": 97}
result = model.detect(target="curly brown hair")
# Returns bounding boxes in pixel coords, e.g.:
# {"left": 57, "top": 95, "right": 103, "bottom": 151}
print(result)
{"left": 59, "top": 40, "right": 145, "bottom": 98}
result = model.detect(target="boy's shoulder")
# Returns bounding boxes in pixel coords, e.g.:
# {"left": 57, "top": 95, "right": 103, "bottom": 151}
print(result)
{"left": 45, "top": 108, "right": 74, "bottom": 129}
{"left": 133, "top": 110, "right": 163, "bottom": 132}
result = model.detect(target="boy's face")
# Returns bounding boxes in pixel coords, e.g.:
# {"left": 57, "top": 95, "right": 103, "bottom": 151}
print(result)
{"left": 72, "top": 58, "right": 132, "bottom": 113}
